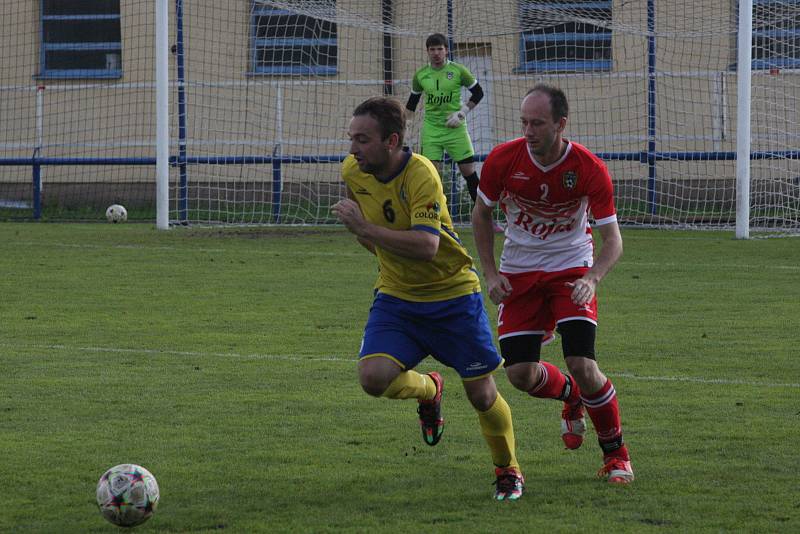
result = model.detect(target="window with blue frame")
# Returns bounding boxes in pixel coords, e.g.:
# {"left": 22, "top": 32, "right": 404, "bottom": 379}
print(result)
{"left": 251, "top": 1, "right": 338, "bottom": 75}
{"left": 752, "top": 0, "right": 800, "bottom": 69}
{"left": 518, "top": 1, "right": 612, "bottom": 73}
{"left": 39, "top": 0, "right": 122, "bottom": 79}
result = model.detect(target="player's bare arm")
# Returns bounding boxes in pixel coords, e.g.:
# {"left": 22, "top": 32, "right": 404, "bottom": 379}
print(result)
{"left": 355, "top": 235, "right": 377, "bottom": 255}
{"left": 332, "top": 198, "right": 439, "bottom": 261}
{"left": 340, "top": 189, "right": 377, "bottom": 255}
{"left": 471, "top": 197, "right": 512, "bottom": 304}
{"left": 566, "top": 221, "right": 623, "bottom": 305}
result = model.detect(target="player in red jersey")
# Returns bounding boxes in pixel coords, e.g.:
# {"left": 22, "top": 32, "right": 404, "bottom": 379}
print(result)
{"left": 471, "top": 84, "right": 633, "bottom": 484}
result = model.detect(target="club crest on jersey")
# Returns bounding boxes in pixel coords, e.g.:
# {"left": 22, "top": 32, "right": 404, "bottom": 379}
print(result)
{"left": 426, "top": 201, "right": 440, "bottom": 213}
{"left": 447, "top": 71, "right": 454, "bottom": 80}
{"left": 562, "top": 171, "right": 578, "bottom": 190}
{"left": 415, "top": 200, "right": 440, "bottom": 220}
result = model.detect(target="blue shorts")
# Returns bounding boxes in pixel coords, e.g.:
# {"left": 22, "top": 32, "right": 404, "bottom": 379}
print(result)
{"left": 359, "top": 292, "right": 502, "bottom": 380}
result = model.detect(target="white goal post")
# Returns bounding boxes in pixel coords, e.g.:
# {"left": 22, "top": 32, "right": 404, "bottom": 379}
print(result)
{"left": 1, "top": 1, "right": 799, "bottom": 237}
{"left": 156, "top": 0, "right": 170, "bottom": 230}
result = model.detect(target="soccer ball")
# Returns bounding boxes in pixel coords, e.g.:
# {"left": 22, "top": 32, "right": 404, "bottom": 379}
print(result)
{"left": 106, "top": 204, "right": 128, "bottom": 223}
{"left": 96, "top": 464, "right": 160, "bottom": 527}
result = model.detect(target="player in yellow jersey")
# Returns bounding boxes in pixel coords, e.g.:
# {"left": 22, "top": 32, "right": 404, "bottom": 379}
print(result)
{"left": 405, "top": 33, "right": 503, "bottom": 233}
{"left": 332, "top": 97, "right": 523, "bottom": 500}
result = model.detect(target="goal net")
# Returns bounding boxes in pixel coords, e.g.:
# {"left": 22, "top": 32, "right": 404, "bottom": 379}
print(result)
{"left": 0, "top": 1, "right": 158, "bottom": 220}
{"left": 1, "top": 0, "right": 798, "bottom": 235}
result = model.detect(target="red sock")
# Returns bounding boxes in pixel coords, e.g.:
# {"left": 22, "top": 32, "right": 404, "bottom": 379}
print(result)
{"left": 581, "top": 379, "right": 628, "bottom": 459}
{"left": 528, "top": 361, "right": 579, "bottom": 403}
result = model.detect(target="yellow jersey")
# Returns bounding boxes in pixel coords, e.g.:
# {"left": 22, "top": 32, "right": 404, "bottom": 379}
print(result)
{"left": 341, "top": 152, "right": 481, "bottom": 302}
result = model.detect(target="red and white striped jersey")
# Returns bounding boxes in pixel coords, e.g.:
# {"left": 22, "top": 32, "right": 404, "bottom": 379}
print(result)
{"left": 478, "top": 138, "right": 617, "bottom": 273}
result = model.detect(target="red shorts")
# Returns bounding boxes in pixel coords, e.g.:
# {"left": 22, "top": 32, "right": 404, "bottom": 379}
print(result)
{"left": 497, "top": 267, "right": 598, "bottom": 340}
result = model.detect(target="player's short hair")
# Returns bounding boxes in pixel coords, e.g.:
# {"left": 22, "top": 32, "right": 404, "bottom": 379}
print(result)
{"left": 425, "top": 33, "right": 448, "bottom": 49}
{"left": 353, "top": 97, "right": 406, "bottom": 146}
{"left": 526, "top": 84, "right": 569, "bottom": 122}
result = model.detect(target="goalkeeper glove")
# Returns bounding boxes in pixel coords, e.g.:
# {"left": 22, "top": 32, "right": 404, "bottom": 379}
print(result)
{"left": 445, "top": 105, "right": 469, "bottom": 128}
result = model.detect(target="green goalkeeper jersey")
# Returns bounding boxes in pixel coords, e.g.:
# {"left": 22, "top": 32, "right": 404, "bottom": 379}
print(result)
{"left": 411, "top": 60, "right": 476, "bottom": 129}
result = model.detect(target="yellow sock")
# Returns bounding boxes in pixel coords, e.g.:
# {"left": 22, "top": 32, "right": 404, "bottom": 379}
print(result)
{"left": 478, "top": 393, "right": 520, "bottom": 471}
{"left": 382, "top": 371, "right": 436, "bottom": 400}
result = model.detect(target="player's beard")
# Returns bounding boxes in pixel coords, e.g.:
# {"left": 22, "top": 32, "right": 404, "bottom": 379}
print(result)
{"left": 355, "top": 146, "right": 395, "bottom": 179}
{"left": 527, "top": 139, "right": 545, "bottom": 156}
{"left": 356, "top": 155, "right": 385, "bottom": 177}
{"left": 528, "top": 132, "right": 556, "bottom": 158}
{"left": 356, "top": 159, "right": 375, "bottom": 174}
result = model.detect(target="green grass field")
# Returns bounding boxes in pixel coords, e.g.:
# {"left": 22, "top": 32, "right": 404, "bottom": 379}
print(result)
{"left": 1, "top": 223, "right": 798, "bottom": 533}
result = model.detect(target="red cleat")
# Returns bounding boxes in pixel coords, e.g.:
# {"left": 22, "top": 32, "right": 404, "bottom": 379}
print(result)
{"left": 493, "top": 467, "right": 524, "bottom": 501}
{"left": 560, "top": 400, "right": 586, "bottom": 450}
{"left": 597, "top": 457, "right": 634, "bottom": 484}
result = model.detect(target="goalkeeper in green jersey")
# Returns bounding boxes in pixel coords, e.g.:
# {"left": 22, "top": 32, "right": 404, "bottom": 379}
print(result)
{"left": 405, "top": 33, "right": 503, "bottom": 232}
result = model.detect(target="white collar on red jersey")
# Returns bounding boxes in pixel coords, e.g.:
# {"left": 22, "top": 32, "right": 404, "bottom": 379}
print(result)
{"left": 527, "top": 140, "right": 573, "bottom": 173}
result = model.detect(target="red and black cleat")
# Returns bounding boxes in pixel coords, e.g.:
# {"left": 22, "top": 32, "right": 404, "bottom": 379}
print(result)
{"left": 417, "top": 371, "right": 444, "bottom": 446}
